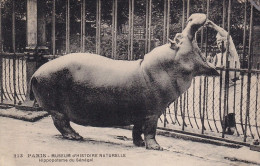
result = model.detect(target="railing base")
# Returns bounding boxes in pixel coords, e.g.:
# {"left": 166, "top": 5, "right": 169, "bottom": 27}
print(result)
{"left": 121, "top": 125, "right": 244, "bottom": 148}
{"left": 15, "top": 100, "right": 42, "bottom": 111}
{"left": 250, "top": 144, "right": 260, "bottom": 152}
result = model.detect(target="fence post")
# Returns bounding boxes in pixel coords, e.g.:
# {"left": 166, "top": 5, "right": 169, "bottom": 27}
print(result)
{"left": 18, "top": 0, "right": 48, "bottom": 109}
{"left": 19, "top": 0, "right": 38, "bottom": 108}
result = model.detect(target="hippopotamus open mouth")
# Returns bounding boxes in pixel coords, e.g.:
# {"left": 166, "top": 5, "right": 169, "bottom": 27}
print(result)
{"left": 168, "top": 13, "right": 219, "bottom": 77}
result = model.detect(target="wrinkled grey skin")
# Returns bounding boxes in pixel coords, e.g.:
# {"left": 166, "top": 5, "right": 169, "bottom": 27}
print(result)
{"left": 30, "top": 13, "right": 219, "bottom": 150}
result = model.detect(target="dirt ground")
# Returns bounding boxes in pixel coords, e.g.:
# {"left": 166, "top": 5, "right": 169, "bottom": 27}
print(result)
{"left": 0, "top": 115, "right": 259, "bottom": 166}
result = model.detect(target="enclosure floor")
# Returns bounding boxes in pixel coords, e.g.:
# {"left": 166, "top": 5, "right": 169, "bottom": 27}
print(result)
{"left": 0, "top": 116, "right": 260, "bottom": 166}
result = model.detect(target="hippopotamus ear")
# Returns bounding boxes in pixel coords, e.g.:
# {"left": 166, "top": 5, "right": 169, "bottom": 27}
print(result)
{"left": 169, "top": 33, "right": 184, "bottom": 50}
{"left": 168, "top": 39, "right": 178, "bottom": 50}
{"left": 182, "top": 13, "right": 207, "bottom": 40}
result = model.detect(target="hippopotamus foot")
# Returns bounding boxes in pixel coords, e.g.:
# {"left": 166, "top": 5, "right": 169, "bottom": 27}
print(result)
{"left": 50, "top": 111, "right": 83, "bottom": 140}
{"left": 132, "top": 122, "right": 145, "bottom": 147}
{"left": 143, "top": 114, "right": 163, "bottom": 150}
{"left": 133, "top": 139, "right": 145, "bottom": 147}
{"left": 145, "top": 139, "right": 163, "bottom": 151}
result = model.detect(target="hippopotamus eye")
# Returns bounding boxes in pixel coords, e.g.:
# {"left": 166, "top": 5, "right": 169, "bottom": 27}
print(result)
{"left": 187, "top": 18, "right": 192, "bottom": 23}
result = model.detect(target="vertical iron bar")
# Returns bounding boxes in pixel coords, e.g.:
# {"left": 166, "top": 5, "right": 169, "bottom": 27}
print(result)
{"left": 8, "top": 58, "right": 14, "bottom": 99}
{"left": 199, "top": 0, "right": 204, "bottom": 133}
{"left": 128, "top": 0, "right": 131, "bottom": 59}
{"left": 163, "top": 0, "right": 170, "bottom": 44}
{"left": 182, "top": 93, "right": 186, "bottom": 131}
{"left": 0, "top": 2, "right": 3, "bottom": 103}
{"left": 16, "top": 57, "right": 22, "bottom": 101}
{"left": 164, "top": 107, "right": 167, "bottom": 127}
{"left": 256, "top": 64, "right": 260, "bottom": 138}
{"left": 145, "top": 0, "right": 148, "bottom": 54}
{"left": 202, "top": 76, "right": 206, "bottom": 134}
{"left": 240, "top": 1, "right": 247, "bottom": 134}
{"left": 222, "top": 0, "right": 231, "bottom": 138}
{"left": 96, "top": 0, "right": 101, "bottom": 55}
{"left": 81, "top": 0, "right": 86, "bottom": 52}
{"left": 222, "top": 0, "right": 226, "bottom": 29}
{"left": 168, "top": 106, "right": 175, "bottom": 125}
{"left": 199, "top": 77, "right": 203, "bottom": 130}
{"left": 233, "top": 62, "right": 240, "bottom": 135}
{"left": 114, "top": 0, "right": 117, "bottom": 59}
{"left": 205, "top": 77, "right": 212, "bottom": 131}
{"left": 112, "top": 0, "right": 115, "bottom": 58}
{"left": 240, "top": 71, "right": 245, "bottom": 133}
{"left": 144, "top": 0, "right": 152, "bottom": 53}
{"left": 114, "top": 0, "right": 118, "bottom": 59}
{"left": 242, "top": 1, "right": 247, "bottom": 68}
{"left": 244, "top": 3, "right": 253, "bottom": 142}
{"left": 66, "top": 0, "right": 70, "bottom": 54}
{"left": 21, "top": 57, "right": 26, "bottom": 98}
{"left": 166, "top": 0, "right": 170, "bottom": 40}
{"left": 163, "top": 0, "right": 167, "bottom": 44}
{"left": 128, "top": 0, "right": 134, "bottom": 60}
{"left": 52, "top": 0, "right": 56, "bottom": 55}
{"left": 202, "top": 0, "right": 210, "bottom": 134}
{"left": 174, "top": 101, "right": 181, "bottom": 126}
{"left": 193, "top": 79, "right": 199, "bottom": 129}
{"left": 4, "top": 58, "right": 12, "bottom": 100}
{"left": 112, "top": 0, "right": 117, "bottom": 59}
{"left": 212, "top": 75, "right": 219, "bottom": 132}
{"left": 182, "top": 0, "right": 185, "bottom": 31}
{"left": 12, "top": 0, "right": 16, "bottom": 104}
{"left": 179, "top": 96, "right": 183, "bottom": 129}
{"left": 187, "top": 90, "right": 193, "bottom": 128}
{"left": 148, "top": 0, "right": 151, "bottom": 52}
{"left": 186, "top": 0, "right": 190, "bottom": 18}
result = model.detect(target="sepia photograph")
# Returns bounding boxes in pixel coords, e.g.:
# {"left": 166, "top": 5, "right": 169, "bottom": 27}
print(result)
{"left": 0, "top": 0, "right": 260, "bottom": 165}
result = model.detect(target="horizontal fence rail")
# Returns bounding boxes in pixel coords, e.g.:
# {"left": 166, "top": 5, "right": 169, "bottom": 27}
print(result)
{"left": 0, "top": 0, "right": 259, "bottom": 143}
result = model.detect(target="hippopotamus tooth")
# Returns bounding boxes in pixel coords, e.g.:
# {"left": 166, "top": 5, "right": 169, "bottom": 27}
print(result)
{"left": 30, "top": 13, "right": 219, "bottom": 150}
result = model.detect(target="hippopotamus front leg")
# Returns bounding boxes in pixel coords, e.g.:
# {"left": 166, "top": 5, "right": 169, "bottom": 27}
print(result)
{"left": 132, "top": 121, "right": 145, "bottom": 147}
{"left": 50, "top": 111, "right": 83, "bottom": 140}
{"left": 143, "top": 114, "right": 162, "bottom": 150}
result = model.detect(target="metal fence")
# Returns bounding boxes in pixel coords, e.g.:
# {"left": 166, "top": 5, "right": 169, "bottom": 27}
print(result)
{"left": 0, "top": 0, "right": 259, "bottom": 144}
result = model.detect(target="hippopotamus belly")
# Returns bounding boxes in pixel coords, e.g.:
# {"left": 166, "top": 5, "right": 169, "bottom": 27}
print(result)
{"left": 60, "top": 85, "right": 146, "bottom": 127}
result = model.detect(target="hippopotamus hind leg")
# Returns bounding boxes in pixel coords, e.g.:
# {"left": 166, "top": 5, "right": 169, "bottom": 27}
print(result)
{"left": 132, "top": 121, "right": 145, "bottom": 147}
{"left": 50, "top": 111, "right": 83, "bottom": 140}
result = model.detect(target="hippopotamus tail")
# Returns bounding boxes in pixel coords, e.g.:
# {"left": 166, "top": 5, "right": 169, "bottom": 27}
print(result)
{"left": 29, "top": 76, "right": 37, "bottom": 100}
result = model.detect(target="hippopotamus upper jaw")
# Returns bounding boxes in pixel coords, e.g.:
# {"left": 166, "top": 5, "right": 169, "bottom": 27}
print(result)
{"left": 182, "top": 13, "right": 207, "bottom": 40}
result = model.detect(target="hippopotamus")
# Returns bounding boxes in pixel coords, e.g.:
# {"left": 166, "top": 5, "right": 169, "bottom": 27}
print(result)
{"left": 30, "top": 13, "right": 219, "bottom": 150}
